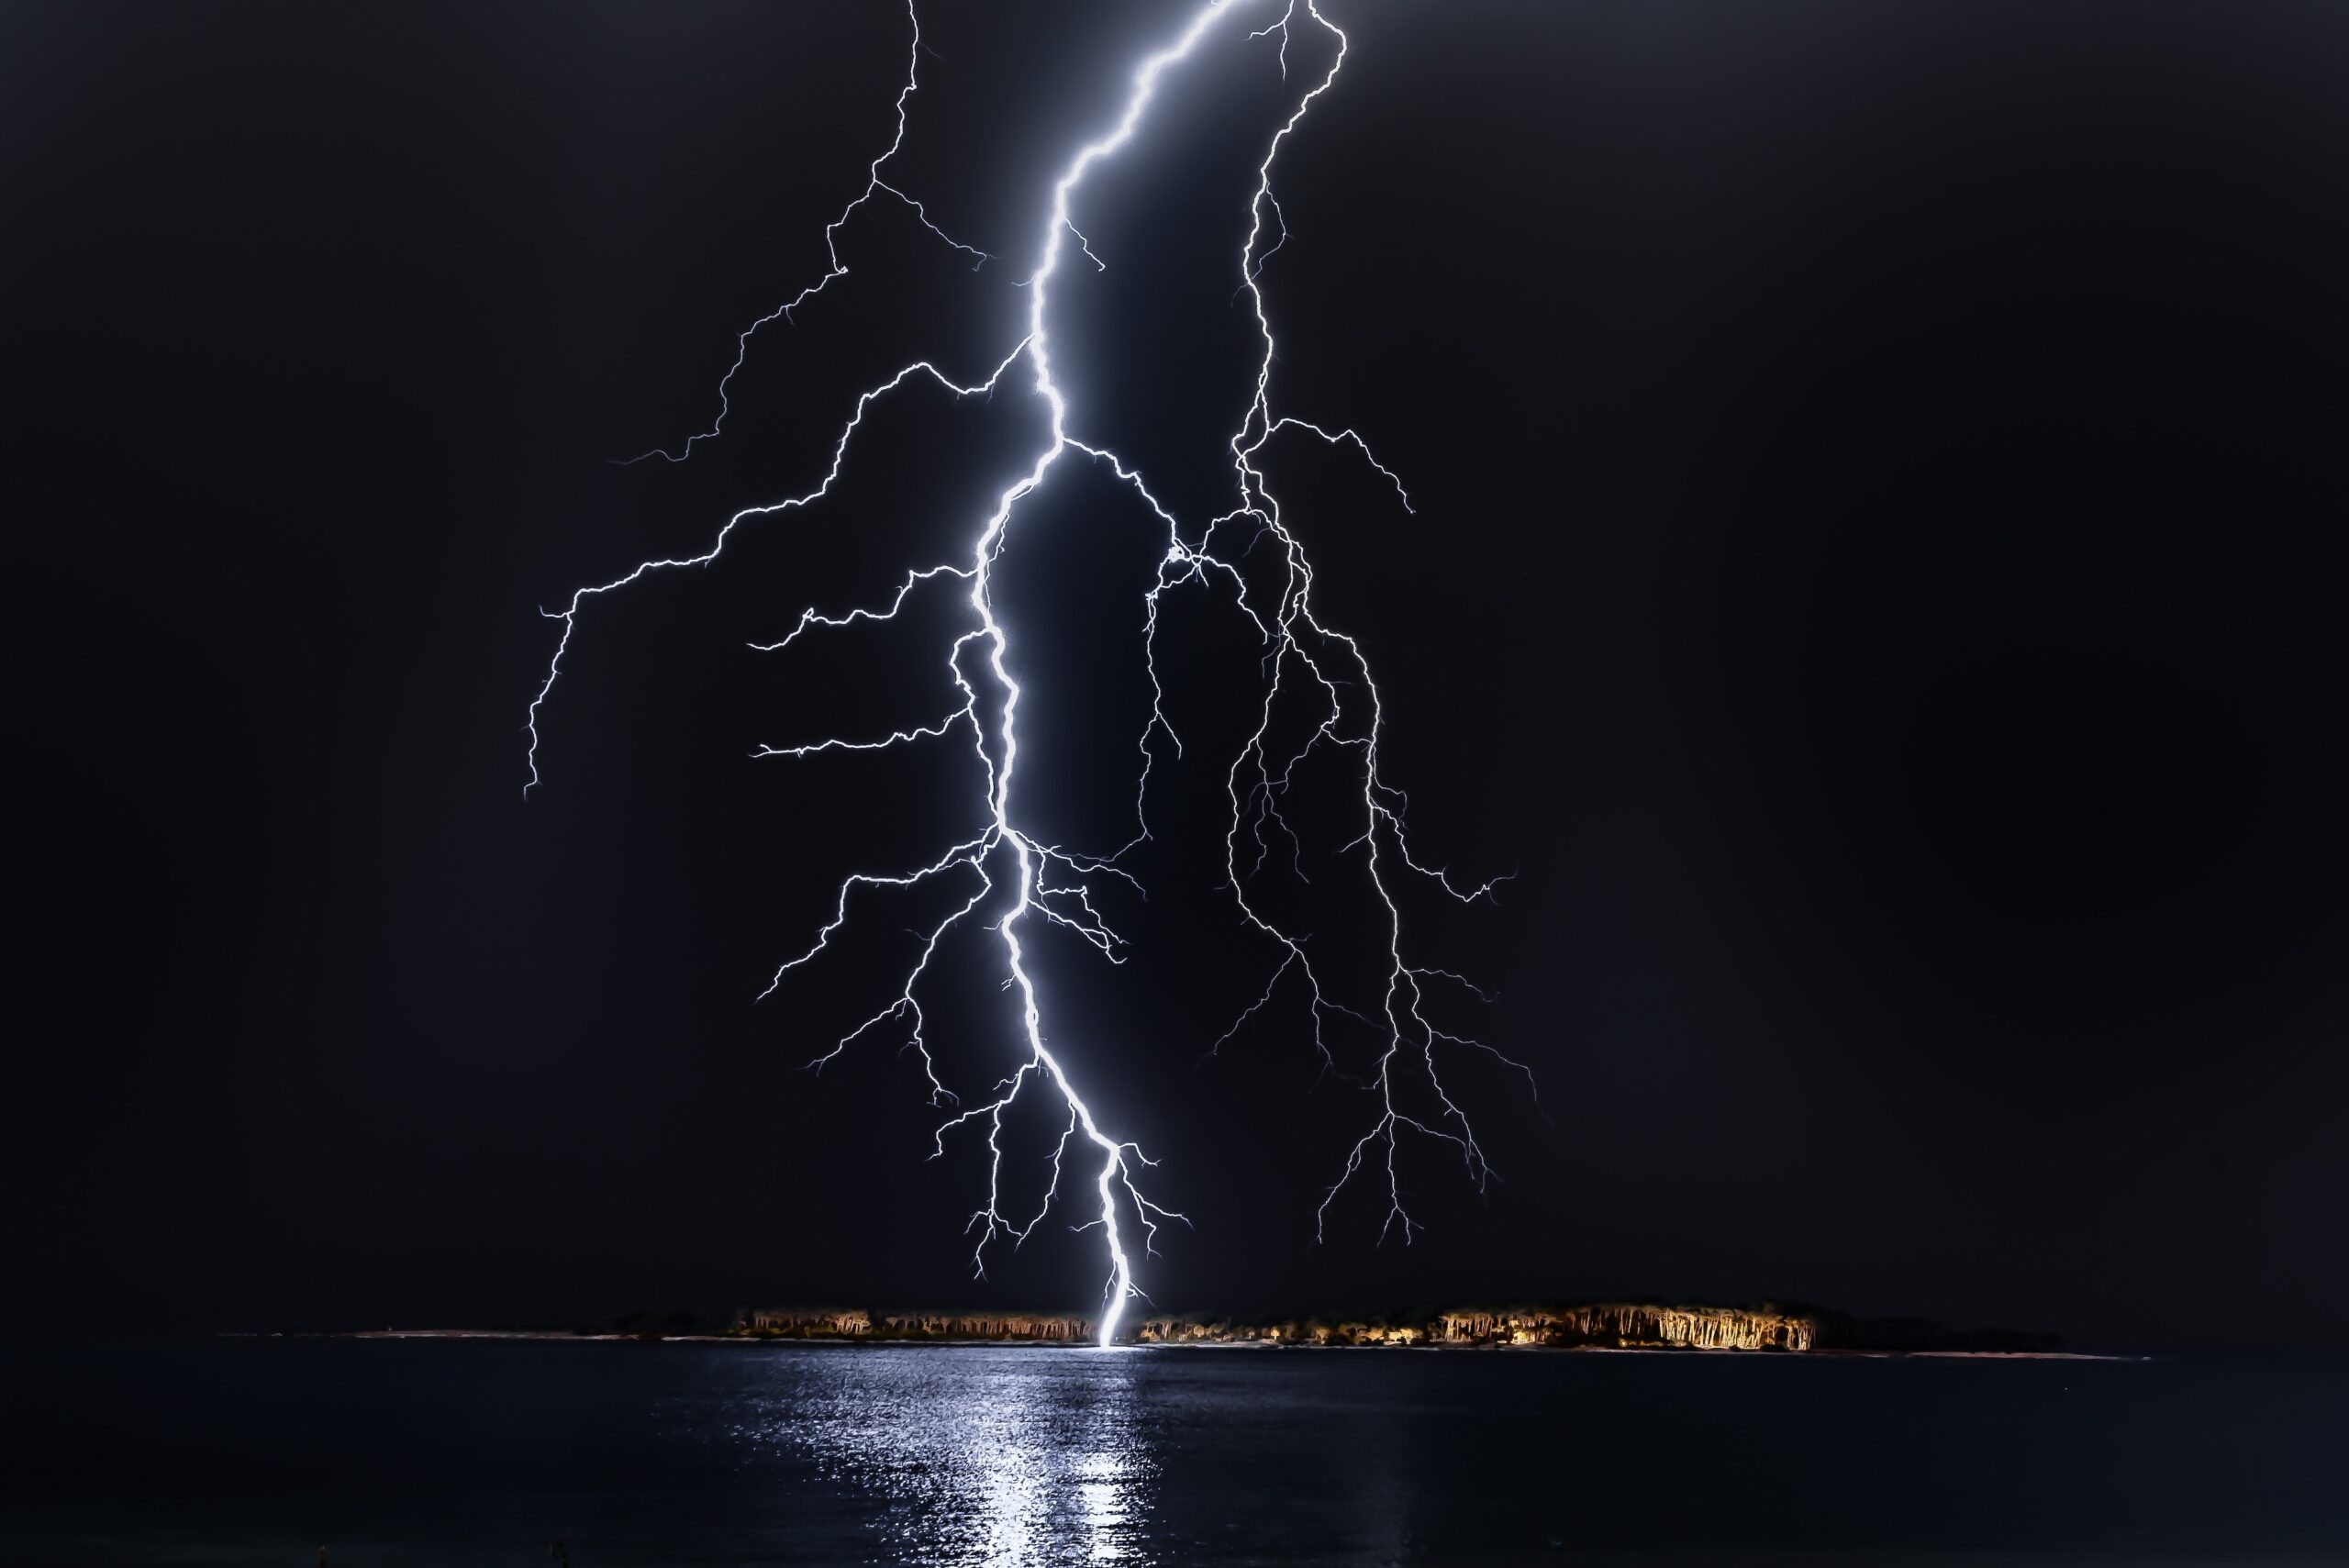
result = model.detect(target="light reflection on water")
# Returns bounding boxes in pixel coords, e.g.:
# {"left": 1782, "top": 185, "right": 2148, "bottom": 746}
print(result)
{"left": 6, "top": 1340, "right": 2346, "bottom": 1564}
{"left": 729, "top": 1348, "right": 1166, "bottom": 1566}
{"left": 679, "top": 1342, "right": 2349, "bottom": 1567}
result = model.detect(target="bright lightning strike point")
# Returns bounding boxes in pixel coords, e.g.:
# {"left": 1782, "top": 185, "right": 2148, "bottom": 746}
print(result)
{"left": 528, "top": 0, "right": 1528, "bottom": 1349}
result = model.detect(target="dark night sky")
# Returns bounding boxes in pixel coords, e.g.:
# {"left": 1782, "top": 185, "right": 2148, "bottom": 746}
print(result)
{"left": 7, "top": 0, "right": 2346, "bottom": 1351}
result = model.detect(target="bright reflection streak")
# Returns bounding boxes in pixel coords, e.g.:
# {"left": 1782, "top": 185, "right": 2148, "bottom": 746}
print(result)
{"left": 744, "top": 1348, "right": 1154, "bottom": 1564}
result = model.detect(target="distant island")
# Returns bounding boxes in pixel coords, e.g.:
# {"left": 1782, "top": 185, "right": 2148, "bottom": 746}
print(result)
{"left": 462, "top": 1301, "right": 2069, "bottom": 1354}
{"left": 730, "top": 1302, "right": 1818, "bottom": 1349}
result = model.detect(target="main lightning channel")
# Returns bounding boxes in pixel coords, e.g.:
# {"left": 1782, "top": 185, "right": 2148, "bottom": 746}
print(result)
{"left": 529, "top": 0, "right": 1527, "bottom": 1347}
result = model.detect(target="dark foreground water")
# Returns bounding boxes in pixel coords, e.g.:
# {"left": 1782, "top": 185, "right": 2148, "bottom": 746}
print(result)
{"left": 2, "top": 1340, "right": 2343, "bottom": 1566}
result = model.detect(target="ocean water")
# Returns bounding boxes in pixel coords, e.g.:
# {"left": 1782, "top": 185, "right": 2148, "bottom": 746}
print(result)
{"left": 2, "top": 1340, "right": 2343, "bottom": 1565}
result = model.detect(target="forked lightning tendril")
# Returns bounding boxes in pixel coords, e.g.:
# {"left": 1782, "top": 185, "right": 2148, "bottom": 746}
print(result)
{"left": 527, "top": 0, "right": 1529, "bottom": 1347}
{"left": 620, "top": 2, "right": 989, "bottom": 466}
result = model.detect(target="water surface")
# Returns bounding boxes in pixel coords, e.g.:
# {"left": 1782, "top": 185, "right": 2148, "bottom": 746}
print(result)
{"left": 4, "top": 1340, "right": 2342, "bottom": 1564}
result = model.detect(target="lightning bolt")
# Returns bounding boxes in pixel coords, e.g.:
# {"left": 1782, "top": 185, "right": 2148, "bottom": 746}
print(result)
{"left": 527, "top": 0, "right": 1530, "bottom": 1347}
{"left": 618, "top": 1, "right": 989, "bottom": 466}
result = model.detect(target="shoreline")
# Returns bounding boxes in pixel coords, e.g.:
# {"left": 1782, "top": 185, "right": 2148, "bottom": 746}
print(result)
{"left": 288, "top": 1329, "right": 2135, "bottom": 1360}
